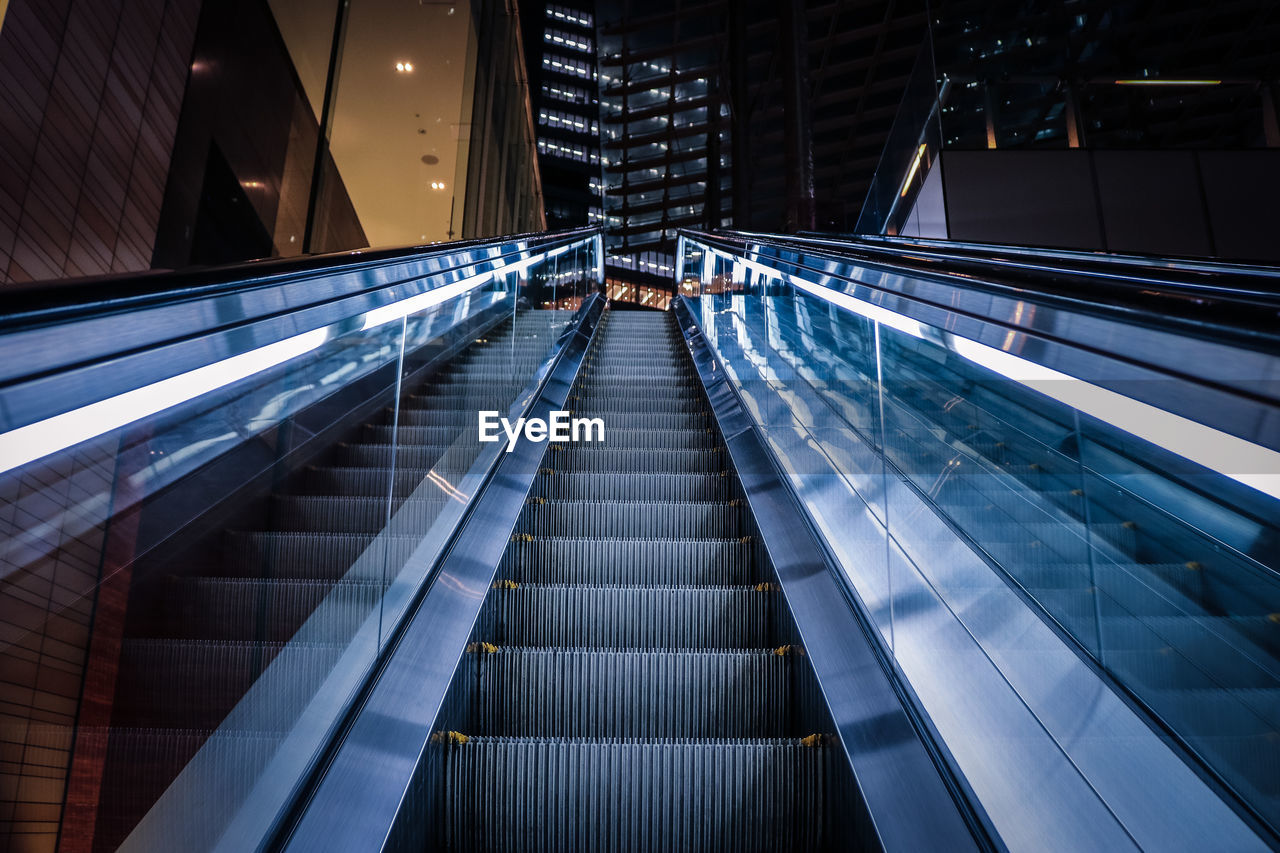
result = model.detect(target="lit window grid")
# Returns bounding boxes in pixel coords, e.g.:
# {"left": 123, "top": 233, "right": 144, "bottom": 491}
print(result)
{"left": 606, "top": 279, "right": 672, "bottom": 310}
{"left": 537, "top": 138, "right": 600, "bottom": 164}
{"left": 546, "top": 4, "right": 593, "bottom": 28}
{"left": 542, "top": 55, "right": 596, "bottom": 80}
{"left": 544, "top": 28, "right": 593, "bottom": 54}
{"left": 542, "top": 82, "right": 593, "bottom": 106}
{"left": 538, "top": 109, "right": 598, "bottom": 135}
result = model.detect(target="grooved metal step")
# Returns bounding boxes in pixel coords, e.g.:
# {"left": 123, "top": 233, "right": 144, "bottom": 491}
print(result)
{"left": 441, "top": 738, "right": 825, "bottom": 853}
{"left": 472, "top": 648, "right": 792, "bottom": 737}
{"left": 530, "top": 471, "right": 732, "bottom": 502}
{"left": 481, "top": 584, "right": 773, "bottom": 648}
{"left": 516, "top": 500, "right": 746, "bottom": 539}
{"left": 272, "top": 495, "right": 450, "bottom": 533}
{"left": 437, "top": 308, "right": 823, "bottom": 850}
{"left": 546, "top": 446, "right": 726, "bottom": 473}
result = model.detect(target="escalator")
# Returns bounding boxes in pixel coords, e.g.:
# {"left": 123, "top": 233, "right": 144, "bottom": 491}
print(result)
{"left": 95, "top": 311, "right": 568, "bottom": 850}
{"left": 437, "top": 309, "right": 825, "bottom": 850}
{"left": 4, "top": 226, "right": 1280, "bottom": 852}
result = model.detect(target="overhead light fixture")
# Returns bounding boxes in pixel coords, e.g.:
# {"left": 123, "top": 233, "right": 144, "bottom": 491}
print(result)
{"left": 429, "top": 181, "right": 446, "bottom": 190}
{"left": 1113, "top": 79, "right": 1220, "bottom": 86}
{"left": 396, "top": 61, "right": 414, "bottom": 73}
{"left": 899, "top": 143, "right": 927, "bottom": 198}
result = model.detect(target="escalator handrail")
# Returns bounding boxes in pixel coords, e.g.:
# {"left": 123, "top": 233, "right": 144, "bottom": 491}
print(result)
{"left": 0, "top": 230, "right": 602, "bottom": 472}
{"left": 693, "top": 229, "right": 1280, "bottom": 351}
{"left": 678, "top": 230, "right": 1280, "bottom": 461}
{"left": 274, "top": 295, "right": 605, "bottom": 852}
{"left": 802, "top": 230, "right": 1280, "bottom": 289}
{"left": 0, "top": 226, "right": 601, "bottom": 327}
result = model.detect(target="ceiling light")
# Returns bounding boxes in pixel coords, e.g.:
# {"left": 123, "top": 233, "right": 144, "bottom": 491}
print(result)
{"left": 396, "top": 62, "right": 413, "bottom": 73}
{"left": 1113, "top": 79, "right": 1220, "bottom": 86}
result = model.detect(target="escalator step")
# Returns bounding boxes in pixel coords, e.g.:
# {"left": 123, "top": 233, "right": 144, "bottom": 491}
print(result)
{"left": 160, "top": 577, "right": 380, "bottom": 642}
{"left": 273, "top": 495, "right": 450, "bottom": 534}
{"left": 547, "top": 447, "right": 725, "bottom": 473}
{"left": 334, "top": 442, "right": 479, "bottom": 470}
{"left": 515, "top": 500, "right": 745, "bottom": 539}
{"left": 592, "top": 427, "right": 717, "bottom": 450}
{"left": 481, "top": 585, "right": 772, "bottom": 648}
{"left": 225, "top": 531, "right": 420, "bottom": 581}
{"left": 573, "top": 410, "right": 710, "bottom": 430}
{"left": 572, "top": 396, "right": 706, "bottom": 415}
{"left": 500, "top": 537, "right": 756, "bottom": 586}
{"left": 441, "top": 737, "right": 824, "bottom": 853}
{"left": 530, "top": 471, "right": 731, "bottom": 502}
{"left": 303, "top": 466, "right": 449, "bottom": 497}
{"left": 474, "top": 648, "right": 790, "bottom": 737}
{"left": 362, "top": 424, "right": 471, "bottom": 444}
{"left": 112, "top": 639, "right": 341, "bottom": 729}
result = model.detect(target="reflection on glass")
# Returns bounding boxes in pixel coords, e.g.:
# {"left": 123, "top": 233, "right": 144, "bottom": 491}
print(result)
{"left": 685, "top": 235, "right": 1280, "bottom": 839}
{"left": 0, "top": 233, "right": 598, "bottom": 851}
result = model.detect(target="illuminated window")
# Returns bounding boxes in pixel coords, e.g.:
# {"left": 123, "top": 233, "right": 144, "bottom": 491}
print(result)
{"left": 542, "top": 54, "right": 595, "bottom": 80}
{"left": 544, "top": 28, "right": 592, "bottom": 54}
{"left": 546, "top": 4, "right": 593, "bottom": 27}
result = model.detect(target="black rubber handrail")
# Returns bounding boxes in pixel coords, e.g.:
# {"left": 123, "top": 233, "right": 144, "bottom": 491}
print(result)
{"left": 0, "top": 227, "right": 601, "bottom": 324}
{"left": 687, "top": 229, "right": 1280, "bottom": 352}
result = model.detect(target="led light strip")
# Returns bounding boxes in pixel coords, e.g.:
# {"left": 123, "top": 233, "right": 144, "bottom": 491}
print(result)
{"left": 703, "top": 244, "right": 1280, "bottom": 500}
{"left": 0, "top": 241, "right": 590, "bottom": 476}
{"left": 0, "top": 328, "right": 330, "bottom": 475}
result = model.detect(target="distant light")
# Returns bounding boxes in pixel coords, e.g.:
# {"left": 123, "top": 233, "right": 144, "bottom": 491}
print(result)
{"left": 396, "top": 61, "right": 414, "bottom": 72}
{"left": 1113, "top": 79, "right": 1220, "bottom": 86}
{"left": 242, "top": 181, "right": 264, "bottom": 189}
{"left": 899, "top": 143, "right": 927, "bottom": 197}
{"left": 429, "top": 181, "right": 446, "bottom": 190}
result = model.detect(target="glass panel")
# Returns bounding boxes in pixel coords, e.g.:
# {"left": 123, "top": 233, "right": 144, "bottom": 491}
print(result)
{"left": 0, "top": 233, "right": 598, "bottom": 851}
{"left": 683, "top": 235, "right": 1280, "bottom": 840}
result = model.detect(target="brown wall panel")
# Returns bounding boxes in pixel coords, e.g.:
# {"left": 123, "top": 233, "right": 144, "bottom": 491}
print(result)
{"left": 0, "top": 0, "right": 200, "bottom": 286}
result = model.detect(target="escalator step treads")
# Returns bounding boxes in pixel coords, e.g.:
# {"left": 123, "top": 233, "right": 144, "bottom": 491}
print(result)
{"left": 160, "top": 577, "right": 380, "bottom": 642}
{"left": 93, "top": 728, "right": 283, "bottom": 851}
{"left": 335, "top": 442, "right": 480, "bottom": 469}
{"left": 571, "top": 397, "right": 705, "bottom": 415}
{"left": 362, "top": 424, "right": 473, "bottom": 444}
{"left": 574, "top": 386, "right": 703, "bottom": 402}
{"left": 531, "top": 471, "right": 732, "bottom": 502}
{"left": 586, "top": 428, "right": 717, "bottom": 450}
{"left": 112, "top": 639, "right": 342, "bottom": 729}
{"left": 583, "top": 373, "right": 696, "bottom": 384}
{"left": 395, "top": 408, "right": 494, "bottom": 427}
{"left": 587, "top": 357, "right": 688, "bottom": 370}
{"left": 516, "top": 501, "right": 745, "bottom": 539}
{"left": 501, "top": 538, "right": 756, "bottom": 586}
{"left": 224, "top": 531, "right": 421, "bottom": 581}
{"left": 483, "top": 585, "right": 772, "bottom": 648}
{"left": 474, "top": 648, "right": 791, "bottom": 737}
{"left": 546, "top": 447, "right": 724, "bottom": 473}
{"left": 441, "top": 737, "right": 825, "bottom": 853}
{"left": 273, "top": 495, "right": 451, "bottom": 534}
{"left": 567, "top": 411, "right": 710, "bottom": 430}
{"left": 403, "top": 392, "right": 527, "bottom": 408}
{"left": 303, "top": 466, "right": 458, "bottom": 496}
{"left": 407, "top": 387, "right": 527, "bottom": 405}
{"left": 584, "top": 373, "right": 695, "bottom": 382}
